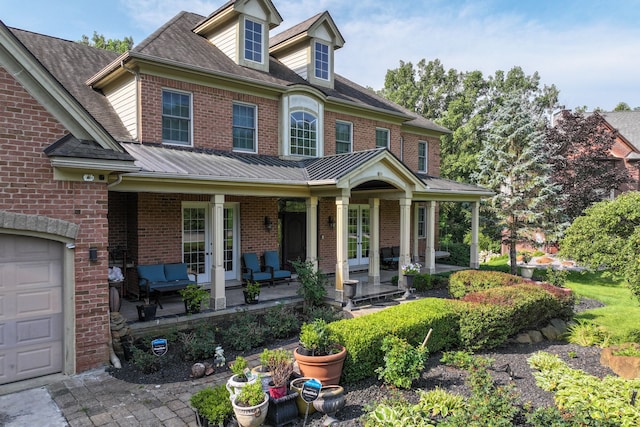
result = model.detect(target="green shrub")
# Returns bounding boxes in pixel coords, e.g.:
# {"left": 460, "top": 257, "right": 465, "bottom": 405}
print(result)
{"left": 430, "top": 274, "right": 449, "bottom": 289}
{"left": 566, "top": 319, "right": 612, "bottom": 347}
{"left": 444, "top": 242, "right": 471, "bottom": 267}
{"left": 130, "top": 345, "right": 160, "bottom": 373}
{"left": 448, "top": 270, "right": 525, "bottom": 299}
{"left": 220, "top": 310, "right": 267, "bottom": 351}
{"left": 375, "top": 336, "right": 427, "bottom": 389}
{"left": 179, "top": 323, "right": 218, "bottom": 361}
{"left": 415, "top": 387, "right": 465, "bottom": 418}
{"left": 529, "top": 351, "right": 640, "bottom": 426}
{"left": 302, "top": 304, "right": 344, "bottom": 323}
{"left": 190, "top": 385, "right": 232, "bottom": 425}
{"left": 456, "top": 283, "right": 572, "bottom": 350}
{"left": 362, "top": 395, "right": 434, "bottom": 427}
{"left": 412, "top": 273, "right": 432, "bottom": 291}
{"left": 328, "top": 298, "right": 460, "bottom": 383}
{"left": 263, "top": 304, "right": 300, "bottom": 339}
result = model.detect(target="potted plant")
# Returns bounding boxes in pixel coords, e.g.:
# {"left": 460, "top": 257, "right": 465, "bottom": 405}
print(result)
{"left": 401, "top": 262, "right": 421, "bottom": 298}
{"left": 294, "top": 319, "right": 347, "bottom": 385}
{"left": 231, "top": 380, "right": 269, "bottom": 427}
{"left": 263, "top": 349, "right": 293, "bottom": 399}
{"left": 518, "top": 252, "right": 535, "bottom": 279}
{"left": 179, "top": 284, "right": 210, "bottom": 314}
{"left": 242, "top": 281, "right": 260, "bottom": 304}
{"left": 226, "top": 356, "right": 257, "bottom": 398}
{"left": 190, "top": 384, "right": 233, "bottom": 427}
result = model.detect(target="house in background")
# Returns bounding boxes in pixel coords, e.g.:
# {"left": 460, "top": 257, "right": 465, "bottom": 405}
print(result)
{"left": 0, "top": 0, "right": 490, "bottom": 386}
{"left": 593, "top": 111, "right": 640, "bottom": 194}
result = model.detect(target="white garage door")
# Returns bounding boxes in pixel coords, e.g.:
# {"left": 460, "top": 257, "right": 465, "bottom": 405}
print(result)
{"left": 0, "top": 235, "right": 63, "bottom": 385}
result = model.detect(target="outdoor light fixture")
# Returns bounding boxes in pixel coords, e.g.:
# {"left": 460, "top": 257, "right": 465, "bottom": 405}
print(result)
{"left": 89, "top": 247, "right": 98, "bottom": 262}
{"left": 264, "top": 216, "right": 273, "bottom": 231}
{"left": 328, "top": 215, "right": 336, "bottom": 229}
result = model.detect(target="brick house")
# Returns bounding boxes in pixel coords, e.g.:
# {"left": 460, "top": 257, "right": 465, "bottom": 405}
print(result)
{"left": 593, "top": 111, "right": 640, "bottom": 194}
{"left": 0, "top": 0, "right": 490, "bottom": 385}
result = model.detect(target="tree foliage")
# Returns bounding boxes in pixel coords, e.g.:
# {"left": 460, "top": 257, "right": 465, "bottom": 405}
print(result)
{"left": 474, "top": 83, "right": 561, "bottom": 274}
{"left": 547, "top": 111, "right": 629, "bottom": 222}
{"left": 79, "top": 32, "right": 133, "bottom": 53}
{"left": 559, "top": 192, "right": 640, "bottom": 300}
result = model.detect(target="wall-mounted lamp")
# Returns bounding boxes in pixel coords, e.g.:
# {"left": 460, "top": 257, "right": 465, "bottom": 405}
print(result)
{"left": 264, "top": 216, "right": 273, "bottom": 231}
{"left": 328, "top": 215, "right": 336, "bottom": 229}
{"left": 89, "top": 247, "right": 98, "bottom": 262}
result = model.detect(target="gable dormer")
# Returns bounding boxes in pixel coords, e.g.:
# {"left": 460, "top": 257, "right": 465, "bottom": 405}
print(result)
{"left": 193, "top": 0, "right": 282, "bottom": 72}
{"left": 269, "top": 11, "right": 345, "bottom": 89}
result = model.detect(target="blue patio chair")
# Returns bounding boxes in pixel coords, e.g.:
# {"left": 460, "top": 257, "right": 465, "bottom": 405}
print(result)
{"left": 263, "top": 250, "right": 292, "bottom": 284}
{"left": 242, "top": 252, "right": 273, "bottom": 285}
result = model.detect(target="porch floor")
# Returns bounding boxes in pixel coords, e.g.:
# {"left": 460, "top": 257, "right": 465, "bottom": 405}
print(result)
{"left": 118, "top": 263, "right": 464, "bottom": 331}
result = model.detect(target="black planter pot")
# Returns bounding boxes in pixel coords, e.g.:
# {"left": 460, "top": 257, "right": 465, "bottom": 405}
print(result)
{"left": 296, "top": 344, "right": 313, "bottom": 356}
{"left": 243, "top": 290, "right": 259, "bottom": 304}
{"left": 136, "top": 304, "right": 157, "bottom": 321}
{"left": 266, "top": 390, "right": 299, "bottom": 427}
{"left": 184, "top": 301, "right": 201, "bottom": 315}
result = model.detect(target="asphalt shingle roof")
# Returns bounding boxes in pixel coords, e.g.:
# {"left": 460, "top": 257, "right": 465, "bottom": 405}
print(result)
{"left": 598, "top": 111, "right": 640, "bottom": 152}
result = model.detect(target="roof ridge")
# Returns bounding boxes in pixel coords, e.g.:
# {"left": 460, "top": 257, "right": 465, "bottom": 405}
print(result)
{"left": 134, "top": 11, "right": 198, "bottom": 52}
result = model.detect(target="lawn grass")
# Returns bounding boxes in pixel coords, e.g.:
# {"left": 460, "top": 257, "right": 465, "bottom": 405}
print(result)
{"left": 482, "top": 256, "right": 640, "bottom": 342}
{"left": 564, "top": 270, "right": 640, "bottom": 341}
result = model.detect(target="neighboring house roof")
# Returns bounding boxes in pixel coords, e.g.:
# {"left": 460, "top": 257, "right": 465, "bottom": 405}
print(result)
{"left": 596, "top": 111, "right": 640, "bottom": 153}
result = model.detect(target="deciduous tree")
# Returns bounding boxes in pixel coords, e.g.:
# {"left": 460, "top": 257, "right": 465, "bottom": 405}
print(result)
{"left": 79, "top": 32, "right": 133, "bottom": 53}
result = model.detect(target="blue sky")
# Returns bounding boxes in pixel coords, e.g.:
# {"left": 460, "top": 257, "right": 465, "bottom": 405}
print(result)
{"left": 3, "top": 0, "right": 640, "bottom": 111}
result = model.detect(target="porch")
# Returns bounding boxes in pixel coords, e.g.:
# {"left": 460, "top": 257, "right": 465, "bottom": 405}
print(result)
{"left": 118, "top": 263, "right": 465, "bottom": 331}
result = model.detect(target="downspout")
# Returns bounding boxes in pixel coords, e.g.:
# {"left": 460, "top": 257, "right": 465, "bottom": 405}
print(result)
{"left": 107, "top": 173, "right": 124, "bottom": 189}
{"left": 400, "top": 136, "right": 404, "bottom": 161}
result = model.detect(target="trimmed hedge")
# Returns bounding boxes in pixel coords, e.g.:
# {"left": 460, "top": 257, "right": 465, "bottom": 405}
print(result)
{"left": 449, "top": 269, "right": 525, "bottom": 298}
{"left": 456, "top": 283, "right": 574, "bottom": 350}
{"left": 327, "top": 298, "right": 460, "bottom": 383}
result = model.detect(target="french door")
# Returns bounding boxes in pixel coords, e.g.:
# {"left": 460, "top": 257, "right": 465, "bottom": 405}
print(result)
{"left": 183, "top": 203, "right": 238, "bottom": 283}
{"left": 348, "top": 205, "right": 370, "bottom": 267}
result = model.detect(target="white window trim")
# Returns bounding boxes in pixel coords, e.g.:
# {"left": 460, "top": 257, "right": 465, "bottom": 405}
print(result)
{"left": 232, "top": 101, "right": 258, "bottom": 153}
{"left": 243, "top": 17, "right": 264, "bottom": 65}
{"left": 281, "top": 94, "right": 324, "bottom": 158}
{"left": 162, "top": 88, "right": 193, "bottom": 147}
{"left": 335, "top": 120, "right": 353, "bottom": 154}
{"left": 376, "top": 127, "right": 390, "bottom": 149}
{"left": 418, "top": 140, "right": 428, "bottom": 173}
{"left": 417, "top": 205, "right": 426, "bottom": 238}
{"left": 314, "top": 41, "right": 330, "bottom": 81}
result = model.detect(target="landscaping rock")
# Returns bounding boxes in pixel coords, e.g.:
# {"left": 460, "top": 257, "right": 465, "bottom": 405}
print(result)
{"left": 549, "top": 318, "right": 568, "bottom": 335}
{"left": 528, "top": 330, "right": 544, "bottom": 343}
{"left": 540, "top": 325, "right": 560, "bottom": 341}
{"left": 515, "top": 333, "right": 532, "bottom": 344}
{"left": 600, "top": 345, "right": 640, "bottom": 379}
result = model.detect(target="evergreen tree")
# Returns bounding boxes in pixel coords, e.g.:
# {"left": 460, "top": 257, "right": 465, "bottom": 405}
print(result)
{"left": 474, "top": 88, "right": 561, "bottom": 274}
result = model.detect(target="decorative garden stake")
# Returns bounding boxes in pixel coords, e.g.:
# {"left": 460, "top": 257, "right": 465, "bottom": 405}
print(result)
{"left": 301, "top": 378, "right": 322, "bottom": 427}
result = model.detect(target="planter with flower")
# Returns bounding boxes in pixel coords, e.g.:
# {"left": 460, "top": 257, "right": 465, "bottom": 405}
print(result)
{"left": 243, "top": 281, "right": 261, "bottom": 304}
{"left": 401, "top": 262, "right": 421, "bottom": 298}
{"left": 293, "top": 319, "right": 346, "bottom": 385}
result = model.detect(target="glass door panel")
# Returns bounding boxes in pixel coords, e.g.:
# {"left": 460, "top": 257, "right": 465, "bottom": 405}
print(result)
{"left": 183, "top": 206, "right": 209, "bottom": 283}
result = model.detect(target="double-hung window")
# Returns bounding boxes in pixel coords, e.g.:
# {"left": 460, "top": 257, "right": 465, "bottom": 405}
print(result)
{"left": 418, "top": 141, "right": 428, "bottom": 172}
{"left": 162, "top": 89, "right": 191, "bottom": 145}
{"left": 232, "top": 103, "right": 256, "bottom": 152}
{"left": 244, "top": 18, "right": 263, "bottom": 63}
{"left": 314, "top": 42, "right": 329, "bottom": 80}
{"left": 335, "top": 121, "right": 352, "bottom": 154}
{"left": 417, "top": 206, "right": 426, "bottom": 238}
{"left": 290, "top": 111, "right": 318, "bottom": 157}
{"left": 376, "top": 128, "right": 389, "bottom": 149}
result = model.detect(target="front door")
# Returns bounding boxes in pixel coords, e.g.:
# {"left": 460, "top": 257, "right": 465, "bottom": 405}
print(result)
{"left": 183, "top": 203, "right": 238, "bottom": 284}
{"left": 348, "top": 205, "right": 370, "bottom": 267}
{"left": 282, "top": 212, "right": 306, "bottom": 272}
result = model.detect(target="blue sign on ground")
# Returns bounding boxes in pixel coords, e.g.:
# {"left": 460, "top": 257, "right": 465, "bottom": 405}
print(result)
{"left": 301, "top": 378, "right": 322, "bottom": 403}
{"left": 151, "top": 338, "right": 168, "bottom": 356}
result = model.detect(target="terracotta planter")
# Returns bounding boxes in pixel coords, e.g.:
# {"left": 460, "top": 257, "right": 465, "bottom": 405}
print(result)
{"left": 232, "top": 393, "right": 269, "bottom": 427}
{"left": 290, "top": 377, "right": 316, "bottom": 416}
{"left": 293, "top": 346, "right": 347, "bottom": 385}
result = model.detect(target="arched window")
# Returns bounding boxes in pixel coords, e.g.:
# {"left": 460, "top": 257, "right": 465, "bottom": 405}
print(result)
{"left": 290, "top": 111, "right": 317, "bottom": 156}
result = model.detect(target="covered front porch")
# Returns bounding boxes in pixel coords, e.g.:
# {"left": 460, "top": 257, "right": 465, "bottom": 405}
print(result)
{"left": 117, "top": 263, "right": 464, "bottom": 328}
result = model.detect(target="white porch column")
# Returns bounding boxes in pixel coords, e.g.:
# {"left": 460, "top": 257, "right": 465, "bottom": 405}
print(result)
{"left": 334, "top": 195, "right": 350, "bottom": 302}
{"left": 368, "top": 198, "right": 380, "bottom": 286}
{"left": 398, "top": 197, "right": 412, "bottom": 288}
{"left": 412, "top": 203, "right": 420, "bottom": 263}
{"left": 425, "top": 201, "right": 436, "bottom": 274}
{"left": 470, "top": 201, "right": 480, "bottom": 269}
{"left": 306, "top": 197, "right": 318, "bottom": 270}
{"left": 211, "top": 194, "right": 226, "bottom": 310}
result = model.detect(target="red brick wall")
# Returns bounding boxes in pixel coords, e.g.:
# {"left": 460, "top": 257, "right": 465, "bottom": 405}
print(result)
{"left": 138, "top": 75, "right": 280, "bottom": 154}
{"left": 323, "top": 111, "right": 403, "bottom": 156}
{"left": 0, "top": 67, "right": 110, "bottom": 372}
{"left": 401, "top": 133, "right": 441, "bottom": 176}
